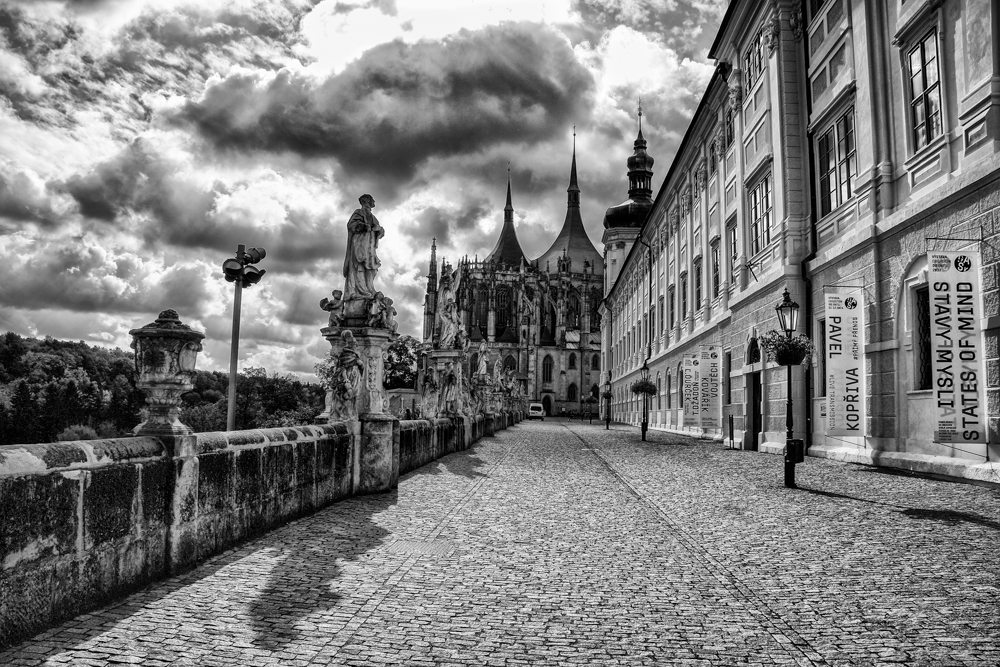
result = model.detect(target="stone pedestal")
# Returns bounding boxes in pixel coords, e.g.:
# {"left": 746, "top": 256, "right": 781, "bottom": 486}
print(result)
{"left": 429, "top": 349, "right": 464, "bottom": 418}
{"left": 320, "top": 325, "right": 392, "bottom": 420}
{"left": 357, "top": 413, "right": 399, "bottom": 494}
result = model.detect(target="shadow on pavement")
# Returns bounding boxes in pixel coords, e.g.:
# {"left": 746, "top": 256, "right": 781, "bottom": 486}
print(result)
{"left": 900, "top": 508, "right": 1000, "bottom": 531}
{"left": 249, "top": 491, "right": 395, "bottom": 648}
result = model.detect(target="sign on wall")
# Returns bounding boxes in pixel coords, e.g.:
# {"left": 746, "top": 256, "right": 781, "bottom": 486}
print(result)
{"left": 825, "top": 291, "right": 866, "bottom": 436}
{"left": 928, "top": 251, "right": 987, "bottom": 444}
{"left": 683, "top": 354, "right": 700, "bottom": 428}
{"left": 698, "top": 346, "right": 722, "bottom": 430}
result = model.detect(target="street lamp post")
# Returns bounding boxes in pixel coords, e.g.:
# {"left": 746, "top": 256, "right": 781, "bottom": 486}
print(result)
{"left": 605, "top": 378, "right": 611, "bottom": 430}
{"left": 775, "top": 288, "right": 801, "bottom": 489}
{"left": 221, "top": 244, "right": 267, "bottom": 431}
{"left": 640, "top": 359, "right": 650, "bottom": 442}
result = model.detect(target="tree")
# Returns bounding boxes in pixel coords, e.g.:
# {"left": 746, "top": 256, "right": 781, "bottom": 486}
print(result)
{"left": 384, "top": 336, "right": 419, "bottom": 390}
{"left": 10, "top": 380, "right": 38, "bottom": 444}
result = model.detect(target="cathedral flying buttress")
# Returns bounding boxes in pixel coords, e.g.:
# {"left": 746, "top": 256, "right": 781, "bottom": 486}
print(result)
{"left": 422, "top": 141, "right": 605, "bottom": 416}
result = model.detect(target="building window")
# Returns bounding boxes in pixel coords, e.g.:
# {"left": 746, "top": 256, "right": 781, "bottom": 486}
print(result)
{"left": 711, "top": 240, "right": 721, "bottom": 298}
{"left": 658, "top": 296, "right": 664, "bottom": 333}
{"left": 693, "top": 259, "right": 703, "bottom": 310}
{"left": 680, "top": 273, "right": 688, "bottom": 317}
{"left": 724, "top": 351, "right": 732, "bottom": 404}
{"left": 908, "top": 30, "right": 942, "bottom": 151}
{"left": 743, "top": 29, "right": 764, "bottom": 88}
{"left": 749, "top": 176, "right": 772, "bottom": 255}
{"left": 817, "top": 108, "right": 856, "bottom": 216}
{"left": 504, "top": 355, "right": 517, "bottom": 373}
{"left": 669, "top": 288, "right": 676, "bottom": 329}
{"left": 592, "top": 354, "right": 600, "bottom": 371}
{"left": 748, "top": 338, "right": 761, "bottom": 364}
{"left": 657, "top": 377, "right": 662, "bottom": 410}
{"left": 568, "top": 353, "right": 577, "bottom": 370}
{"left": 470, "top": 353, "right": 478, "bottom": 376}
{"left": 727, "top": 224, "right": 738, "bottom": 284}
{"left": 678, "top": 363, "right": 684, "bottom": 408}
{"left": 725, "top": 107, "right": 735, "bottom": 148}
{"left": 567, "top": 383, "right": 577, "bottom": 402}
{"left": 709, "top": 143, "right": 717, "bottom": 175}
{"left": 543, "top": 355, "right": 553, "bottom": 382}
{"left": 914, "top": 286, "right": 932, "bottom": 390}
{"left": 667, "top": 374, "right": 672, "bottom": 409}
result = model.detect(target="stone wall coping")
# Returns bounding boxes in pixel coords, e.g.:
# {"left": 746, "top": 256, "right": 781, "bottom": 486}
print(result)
{"left": 0, "top": 437, "right": 167, "bottom": 477}
{"left": 194, "top": 423, "right": 349, "bottom": 453}
{"left": 808, "top": 444, "right": 1000, "bottom": 485}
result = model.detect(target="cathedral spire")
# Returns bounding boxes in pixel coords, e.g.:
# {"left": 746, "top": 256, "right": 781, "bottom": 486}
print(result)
{"left": 504, "top": 162, "right": 514, "bottom": 224}
{"left": 567, "top": 126, "right": 580, "bottom": 208}
{"left": 627, "top": 102, "right": 654, "bottom": 203}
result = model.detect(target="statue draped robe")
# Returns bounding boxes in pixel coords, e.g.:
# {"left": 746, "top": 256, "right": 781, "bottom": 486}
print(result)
{"left": 343, "top": 207, "right": 384, "bottom": 299}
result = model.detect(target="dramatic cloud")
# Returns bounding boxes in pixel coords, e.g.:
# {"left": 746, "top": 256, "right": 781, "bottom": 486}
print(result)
{"left": 172, "top": 21, "right": 595, "bottom": 189}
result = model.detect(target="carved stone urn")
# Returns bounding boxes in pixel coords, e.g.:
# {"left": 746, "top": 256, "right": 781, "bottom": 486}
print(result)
{"left": 129, "top": 309, "right": 205, "bottom": 437}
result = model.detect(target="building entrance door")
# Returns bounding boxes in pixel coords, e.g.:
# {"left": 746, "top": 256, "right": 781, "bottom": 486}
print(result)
{"left": 747, "top": 372, "right": 762, "bottom": 451}
{"left": 542, "top": 395, "right": 552, "bottom": 416}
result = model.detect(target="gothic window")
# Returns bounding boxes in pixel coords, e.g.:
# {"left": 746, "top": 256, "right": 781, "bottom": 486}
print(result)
{"left": 496, "top": 285, "right": 511, "bottom": 332}
{"left": 748, "top": 337, "right": 761, "bottom": 364}
{"left": 567, "top": 291, "right": 581, "bottom": 329}
{"left": 589, "top": 288, "right": 602, "bottom": 331}
{"left": 568, "top": 353, "right": 577, "bottom": 370}
{"left": 470, "top": 353, "right": 478, "bottom": 376}
{"left": 476, "top": 284, "right": 489, "bottom": 336}
{"left": 504, "top": 355, "right": 517, "bottom": 373}
{"left": 543, "top": 355, "right": 554, "bottom": 382}
{"left": 567, "top": 383, "right": 578, "bottom": 402}
{"left": 592, "top": 354, "right": 600, "bottom": 371}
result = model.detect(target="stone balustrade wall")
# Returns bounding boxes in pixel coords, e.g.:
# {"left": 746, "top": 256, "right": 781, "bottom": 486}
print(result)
{"left": 0, "top": 413, "right": 518, "bottom": 648}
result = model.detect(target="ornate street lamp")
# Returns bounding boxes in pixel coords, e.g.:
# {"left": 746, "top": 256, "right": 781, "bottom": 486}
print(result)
{"left": 640, "top": 359, "right": 650, "bottom": 442}
{"left": 604, "top": 377, "right": 612, "bottom": 430}
{"left": 775, "top": 288, "right": 801, "bottom": 488}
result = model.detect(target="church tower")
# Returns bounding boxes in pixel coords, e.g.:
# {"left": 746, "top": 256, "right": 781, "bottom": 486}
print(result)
{"left": 603, "top": 104, "right": 655, "bottom": 291}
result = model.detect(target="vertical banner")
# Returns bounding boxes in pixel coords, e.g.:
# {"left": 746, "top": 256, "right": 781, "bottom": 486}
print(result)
{"left": 825, "top": 290, "right": 866, "bottom": 436}
{"left": 929, "top": 251, "right": 987, "bottom": 443}
{"left": 699, "top": 346, "right": 722, "bottom": 430}
{"left": 683, "top": 354, "right": 700, "bottom": 428}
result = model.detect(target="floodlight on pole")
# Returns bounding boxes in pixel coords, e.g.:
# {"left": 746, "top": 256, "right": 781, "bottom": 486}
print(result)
{"left": 222, "top": 244, "right": 267, "bottom": 431}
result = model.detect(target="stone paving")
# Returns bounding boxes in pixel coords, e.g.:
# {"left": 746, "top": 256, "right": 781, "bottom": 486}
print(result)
{"left": 2, "top": 420, "right": 999, "bottom": 666}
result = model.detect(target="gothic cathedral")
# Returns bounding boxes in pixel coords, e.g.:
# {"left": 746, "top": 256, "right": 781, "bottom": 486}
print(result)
{"left": 421, "top": 144, "right": 607, "bottom": 416}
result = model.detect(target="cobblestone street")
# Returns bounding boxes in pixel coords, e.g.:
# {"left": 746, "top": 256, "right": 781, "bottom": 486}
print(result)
{"left": 3, "top": 420, "right": 999, "bottom": 667}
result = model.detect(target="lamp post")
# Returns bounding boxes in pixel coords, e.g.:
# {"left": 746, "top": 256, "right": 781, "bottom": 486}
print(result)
{"left": 775, "top": 288, "right": 801, "bottom": 488}
{"left": 640, "top": 359, "right": 650, "bottom": 442}
{"left": 221, "top": 244, "right": 267, "bottom": 431}
{"left": 605, "top": 377, "right": 611, "bottom": 430}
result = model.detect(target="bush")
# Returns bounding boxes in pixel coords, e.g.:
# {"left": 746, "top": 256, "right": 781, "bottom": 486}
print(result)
{"left": 56, "top": 424, "right": 99, "bottom": 441}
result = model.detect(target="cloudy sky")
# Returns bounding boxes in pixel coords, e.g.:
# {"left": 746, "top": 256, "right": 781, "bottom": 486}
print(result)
{"left": 0, "top": 0, "right": 725, "bottom": 379}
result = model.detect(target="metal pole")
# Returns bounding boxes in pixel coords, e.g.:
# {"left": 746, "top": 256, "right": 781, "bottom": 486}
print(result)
{"left": 784, "top": 333, "right": 795, "bottom": 488}
{"left": 227, "top": 244, "right": 245, "bottom": 432}
{"left": 641, "top": 392, "right": 648, "bottom": 441}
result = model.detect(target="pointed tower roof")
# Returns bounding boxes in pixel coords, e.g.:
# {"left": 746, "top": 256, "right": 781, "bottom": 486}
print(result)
{"left": 604, "top": 101, "right": 655, "bottom": 229}
{"left": 534, "top": 130, "right": 603, "bottom": 275}
{"left": 485, "top": 166, "right": 528, "bottom": 266}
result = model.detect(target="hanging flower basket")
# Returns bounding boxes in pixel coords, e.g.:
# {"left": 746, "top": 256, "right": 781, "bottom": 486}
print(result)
{"left": 601, "top": 390, "right": 613, "bottom": 400}
{"left": 758, "top": 330, "right": 814, "bottom": 366}
{"left": 631, "top": 378, "right": 657, "bottom": 396}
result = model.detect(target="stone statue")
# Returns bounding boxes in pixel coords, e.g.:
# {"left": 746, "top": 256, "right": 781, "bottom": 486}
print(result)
{"left": 328, "top": 330, "right": 366, "bottom": 420}
{"left": 477, "top": 342, "right": 489, "bottom": 378}
{"left": 420, "top": 367, "right": 438, "bottom": 418}
{"left": 436, "top": 265, "right": 462, "bottom": 349}
{"left": 367, "top": 291, "right": 397, "bottom": 331}
{"left": 493, "top": 359, "right": 503, "bottom": 386}
{"left": 438, "top": 361, "right": 457, "bottom": 415}
{"left": 320, "top": 289, "right": 345, "bottom": 327}
{"left": 343, "top": 194, "right": 384, "bottom": 300}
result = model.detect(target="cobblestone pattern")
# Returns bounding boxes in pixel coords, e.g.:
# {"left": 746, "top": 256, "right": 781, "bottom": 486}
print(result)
{"left": 2, "top": 421, "right": 998, "bottom": 666}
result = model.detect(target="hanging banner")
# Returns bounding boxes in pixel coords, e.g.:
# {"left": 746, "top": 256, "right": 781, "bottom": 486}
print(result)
{"left": 683, "top": 354, "right": 700, "bottom": 427}
{"left": 698, "top": 346, "right": 722, "bottom": 430}
{"left": 928, "top": 251, "right": 987, "bottom": 443}
{"left": 825, "top": 290, "right": 866, "bottom": 436}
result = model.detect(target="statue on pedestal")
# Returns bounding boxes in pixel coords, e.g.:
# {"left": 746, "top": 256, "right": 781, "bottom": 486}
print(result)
{"left": 436, "top": 264, "right": 462, "bottom": 349}
{"left": 324, "top": 330, "right": 366, "bottom": 421}
{"left": 320, "top": 289, "right": 345, "bottom": 327}
{"left": 343, "top": 194, "right": 384, "bottom": 301}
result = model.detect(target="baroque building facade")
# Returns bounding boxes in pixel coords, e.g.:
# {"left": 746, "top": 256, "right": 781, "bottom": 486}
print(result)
{"left": 601, "top": 0, "right": 1000, "bottom": 475}
{"left": 422, "top": 149, "right": 604, "bottom": 416}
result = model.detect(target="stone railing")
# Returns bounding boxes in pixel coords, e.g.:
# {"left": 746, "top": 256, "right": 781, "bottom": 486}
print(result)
{"left": 0, "top": 309, "right": 523, "bottom": 649}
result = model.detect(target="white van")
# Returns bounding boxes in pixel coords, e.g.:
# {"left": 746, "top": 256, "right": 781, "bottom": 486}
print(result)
{"left": 527, "top": 403, "right": 545, "bottom": 420}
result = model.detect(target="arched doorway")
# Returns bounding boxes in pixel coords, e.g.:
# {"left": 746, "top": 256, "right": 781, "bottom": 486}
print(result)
{"left": 542, "top": 395, "right": 552, "bottom": 416}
